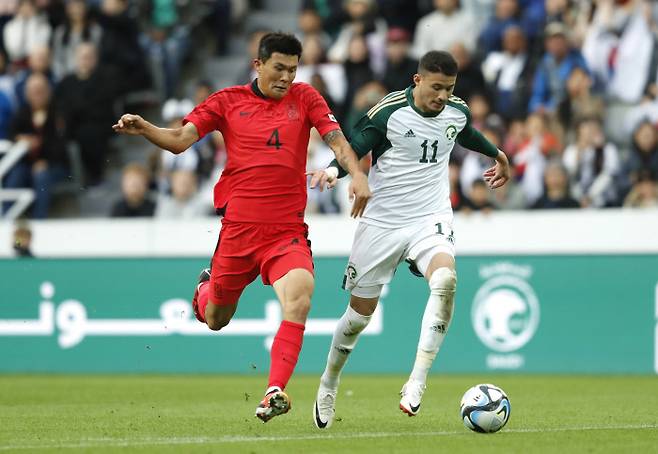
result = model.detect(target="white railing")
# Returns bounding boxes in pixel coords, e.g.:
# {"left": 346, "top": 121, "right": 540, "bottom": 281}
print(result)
{"left": 0, "top": 140, "right": 34, "bottom": 220}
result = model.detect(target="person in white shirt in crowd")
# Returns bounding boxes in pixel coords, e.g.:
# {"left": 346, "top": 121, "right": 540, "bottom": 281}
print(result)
{"left": 3, "top": 0, "right": 51, "bottom": 68}
{"left": 154, "top": 168, "right": 210, "bottom": 218}
{"left": 582, "top": 0, "right": 653, "bottom": 105}
{"left": 562, "top": 117, "right": 620, "bottom": 208}
{"left": 412, "top": 0, "right": 478, "bottom": 58}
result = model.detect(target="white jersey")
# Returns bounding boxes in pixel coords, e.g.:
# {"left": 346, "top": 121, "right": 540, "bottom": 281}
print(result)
{"left": 349, "top": 87, "right": 472, "bottom": 228}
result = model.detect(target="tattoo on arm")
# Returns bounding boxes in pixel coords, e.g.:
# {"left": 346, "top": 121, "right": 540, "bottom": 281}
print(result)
{"left": 322, "top": 129, "right": 344, "bottom": 145}
{"left": 322, "top": 129, "right": 353, "bottom": 170}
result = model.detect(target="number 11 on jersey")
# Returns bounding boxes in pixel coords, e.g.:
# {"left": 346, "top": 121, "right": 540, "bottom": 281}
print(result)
{"left": 420, "top": 139, "right": 438, "bottom": 163}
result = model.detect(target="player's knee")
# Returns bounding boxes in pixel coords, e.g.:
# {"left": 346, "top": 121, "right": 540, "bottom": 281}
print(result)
{"left": 204, "top": 304, "right": 235, "bottom": 331}
{"left": 206, "top": 313, "right": 230, "bottom": 331}
{"left": 429, "top": 267, "right": 457, "bottom": 320}
{"left": 429, "top": 267, "right": 457, "bottom": 295}
{"left": 349, "top": 293, "right": 379, "bottom": 317}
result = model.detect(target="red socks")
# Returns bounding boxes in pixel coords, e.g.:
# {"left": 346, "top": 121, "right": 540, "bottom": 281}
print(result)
{"left": 196, "top": 283, "right": 305, "bottom": 391}
{"left": 195, "top": 282, "right": 210, "bottom": 322}
{"left": 268, "top": 320, "right": 305, "bottom": 390}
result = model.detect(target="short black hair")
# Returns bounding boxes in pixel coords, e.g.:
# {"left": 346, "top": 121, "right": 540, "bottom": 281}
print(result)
{"left": 258, "top": 32, "right": 303, "bottom": 62}
{"left": 418, "top": 51, "right": 458, "bottom": 76}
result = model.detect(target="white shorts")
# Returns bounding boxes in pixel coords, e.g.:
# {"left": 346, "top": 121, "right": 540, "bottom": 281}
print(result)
{"left": 342, "top": 218, "right": 456, "bottom": 298}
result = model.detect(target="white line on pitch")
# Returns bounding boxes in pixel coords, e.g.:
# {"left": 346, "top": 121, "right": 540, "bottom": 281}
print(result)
{"left": 0, "top": 424, "right": 657, "bottom": 451}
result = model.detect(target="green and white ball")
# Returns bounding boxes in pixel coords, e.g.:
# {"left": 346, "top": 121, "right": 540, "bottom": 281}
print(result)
{"left": 460, "top": 384, "right": 511, "bottom": 433}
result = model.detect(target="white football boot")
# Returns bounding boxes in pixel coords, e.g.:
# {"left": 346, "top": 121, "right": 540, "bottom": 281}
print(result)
{"left": 399, "top": 380, "right": 426, "bottom": 416}
{"left": 313, "top": 384, "right": 337, "bottom": 429}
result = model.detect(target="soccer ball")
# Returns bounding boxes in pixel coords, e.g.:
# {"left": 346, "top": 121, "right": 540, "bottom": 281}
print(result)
{"left": 460, "top": 383, "right": 511, "bottom": 433}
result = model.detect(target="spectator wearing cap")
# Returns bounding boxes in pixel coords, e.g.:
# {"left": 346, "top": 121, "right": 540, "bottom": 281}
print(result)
{"left": 380, "top": 27, "right": 417, "bottom": 92}
{"left": 528, "top": 21, "right": 588, "bottom": 114}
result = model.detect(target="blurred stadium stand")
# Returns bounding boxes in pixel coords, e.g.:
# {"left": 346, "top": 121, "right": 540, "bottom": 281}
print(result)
{"left": 0, "top": 0, "right": 656, "bottom": 223}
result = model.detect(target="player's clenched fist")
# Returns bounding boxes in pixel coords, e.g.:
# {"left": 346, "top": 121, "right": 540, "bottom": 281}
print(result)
{"left": 112, "top": 114, "right": 146, "bottom": 135}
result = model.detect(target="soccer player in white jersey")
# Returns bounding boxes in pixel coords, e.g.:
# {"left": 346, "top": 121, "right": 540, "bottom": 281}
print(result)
{"left": 308, "top": 50, "right": 511, "bottom": 429}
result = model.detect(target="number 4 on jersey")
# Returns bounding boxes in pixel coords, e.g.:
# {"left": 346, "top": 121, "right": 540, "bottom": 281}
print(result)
{"left": 267, "top": 128, "right": 283, "bottom": 149}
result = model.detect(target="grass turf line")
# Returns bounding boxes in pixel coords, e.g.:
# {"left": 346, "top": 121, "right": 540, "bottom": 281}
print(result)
{"left": 0, "top": 375, "right": 657, "bottom": 453}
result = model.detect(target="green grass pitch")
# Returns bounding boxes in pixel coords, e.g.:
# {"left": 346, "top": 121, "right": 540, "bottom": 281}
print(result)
{"left": 1, "top": 375, "right": 657, "bottom": 453}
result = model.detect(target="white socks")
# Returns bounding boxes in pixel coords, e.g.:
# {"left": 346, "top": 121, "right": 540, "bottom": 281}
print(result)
{"left": 320, "top": 305, "right": 372, "bottom": 390}
{"left": 409, "top": 268, "right": 457, "bottom": 385}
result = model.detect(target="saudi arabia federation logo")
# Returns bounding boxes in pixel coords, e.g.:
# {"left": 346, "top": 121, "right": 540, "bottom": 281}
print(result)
{"left": 472, "top": 263, "right": 540, "bottom": 353}
{"left": 446, "top": 125, "right": 458, "bottom": 141}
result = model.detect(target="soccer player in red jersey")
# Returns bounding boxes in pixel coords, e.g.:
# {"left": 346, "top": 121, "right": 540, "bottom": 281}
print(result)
{"left": 112, "top": 32, "right": 371, "bottom": 423}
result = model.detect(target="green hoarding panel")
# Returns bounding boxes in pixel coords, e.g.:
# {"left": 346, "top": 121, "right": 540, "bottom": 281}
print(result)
{"left": 0, "top": 257, "right": 656, "bottom": 373}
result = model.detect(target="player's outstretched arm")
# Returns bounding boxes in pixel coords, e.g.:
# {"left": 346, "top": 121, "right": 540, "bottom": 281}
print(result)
{"left": 483, "top": 150, "right": 510, "bottom": 189}
{"left": 322, "top": 129, "right": 371, "bottom": 218}
{"left": 112, "top": 114, "right": 199, "bottom": 154}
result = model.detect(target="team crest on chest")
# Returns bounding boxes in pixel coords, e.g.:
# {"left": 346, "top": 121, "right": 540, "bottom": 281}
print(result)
{"left": 446, "top": 125, "right": 458, "bottom": 141}
{"left": 287, "top": 103, "right": 299, "bottom": 120}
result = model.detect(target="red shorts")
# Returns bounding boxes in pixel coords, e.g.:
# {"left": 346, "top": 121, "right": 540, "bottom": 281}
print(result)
{"left": 209, "top": 221, "right": 314, "bottom": 305}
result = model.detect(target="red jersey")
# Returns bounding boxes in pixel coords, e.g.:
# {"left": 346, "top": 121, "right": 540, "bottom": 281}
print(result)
{"left": 183, "top": 80, "right": 340, "bottom": 223}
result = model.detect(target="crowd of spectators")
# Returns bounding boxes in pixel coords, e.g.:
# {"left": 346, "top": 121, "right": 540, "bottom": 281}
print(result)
{"left": 290, "top": 0, "right": 658, "bottom": 214}
{"left": 2, "top": 0, "right": 658, "bottom": 220}
{"left": 0, "top": 0, "right": 226, "bottom": 218}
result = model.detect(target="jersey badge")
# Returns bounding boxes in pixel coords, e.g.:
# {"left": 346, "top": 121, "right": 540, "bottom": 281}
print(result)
{"left": 328, "top": 113, "right": 337, "bottom": 122}
{"left": 404, "top": 129, "right": 416, "bottom": 138}
{"left": 446, "top": 125, "right": 458, "bottom": 141}
{"left": 287, "top": 103, "right": 299, "bottom": 120}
